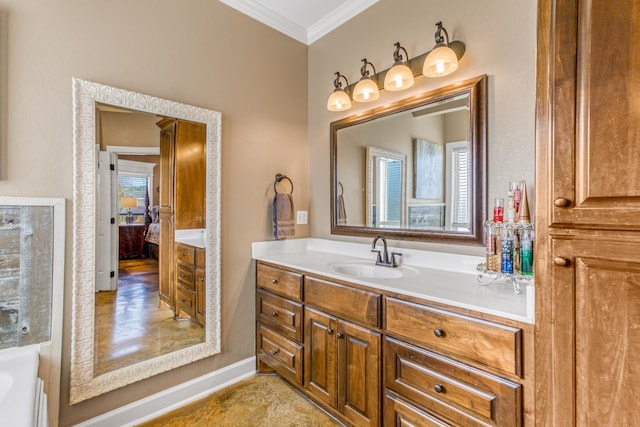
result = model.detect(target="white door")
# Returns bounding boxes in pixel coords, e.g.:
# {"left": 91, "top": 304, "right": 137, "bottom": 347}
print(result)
{"left": 96, "top": 149, "right": 118, "bottom": 291}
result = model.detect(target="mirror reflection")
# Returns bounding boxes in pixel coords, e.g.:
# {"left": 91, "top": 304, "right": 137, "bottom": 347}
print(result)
{"left": 71, "top": 79, "right": 221, "bottom": 404}
{"left": 94, "top": 105, "right": 206, "bottom": 376}
{"left": 331, "top": 75, "right": 486, "bottom": 244}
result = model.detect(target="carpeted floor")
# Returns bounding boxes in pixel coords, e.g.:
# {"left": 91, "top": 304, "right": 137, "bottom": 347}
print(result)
{"left": 137, "top": 375, "right": 342, "bottom": 427}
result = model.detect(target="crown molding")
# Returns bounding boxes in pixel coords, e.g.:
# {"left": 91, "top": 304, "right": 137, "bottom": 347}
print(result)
{"left": 219, "top": 0, "right": 379, "bottom": 45}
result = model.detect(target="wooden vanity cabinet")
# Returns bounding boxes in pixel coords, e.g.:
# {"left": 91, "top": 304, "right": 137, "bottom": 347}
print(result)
{"left": 175, "top": 242, "right": 205, "bottom": 325}
{"left": 255, "top": 261, "right": 530, "bottom": 426}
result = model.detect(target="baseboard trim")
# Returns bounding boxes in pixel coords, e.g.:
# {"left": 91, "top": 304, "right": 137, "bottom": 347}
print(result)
{"left": 75, "top": 357, "right": 256, "bottom": 427}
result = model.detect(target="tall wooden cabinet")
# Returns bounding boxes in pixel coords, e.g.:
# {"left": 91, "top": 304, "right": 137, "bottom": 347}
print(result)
{"left": 536, "top": 0, "right": 640, "bottom": 425}
{"left": 156, "top": 118, "right": 206, "bottom": 311}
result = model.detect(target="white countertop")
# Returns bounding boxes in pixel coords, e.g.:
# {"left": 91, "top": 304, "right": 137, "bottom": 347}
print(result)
{"left": 175, "top": 228, "right": 206, "bottom": 248}
{"left": 252, "top": 238, "right": 534, "bottom": 324}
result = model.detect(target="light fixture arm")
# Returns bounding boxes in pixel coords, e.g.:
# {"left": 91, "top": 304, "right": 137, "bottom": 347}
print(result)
{"left": 333, "top": 71, "right": 350, "bottom": 92}
{"left": 360, "top": 58, "right": 377, "bottom": 79}
{"left": 392, "top": 42, "right": 409, "bottom": 64}
{"left": 434, "top": 21, "right": 450, "bottom": 46}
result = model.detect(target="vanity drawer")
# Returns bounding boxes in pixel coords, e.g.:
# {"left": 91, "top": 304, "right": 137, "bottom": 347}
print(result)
{"left": 384, "top": 392, "right": 449, "bottom": 427}
{"left": 256, "top": 263, "right": 302, "bottom": 301}
{"left": 257, "top": 290, "right": 303, "bottom": 342}
{"left": 176, "top": 243, "right": 195, "bottom": 265}
{"left": 384, "top": 337, "right": 521, "bottom": 427}
{"left": 177, "top": 286, "right": 195, "bottom": 317}
{"left": 177, "top": 263, "right": 195, "bottom": 289}
{"left": 257, "top": 323, "right": 303, "bottom": 386}
{"left": 385, "top": 297, "right": 522, "bottom": 376}
{"left": 304, "top": 276, "right": 381, "bottom": 328}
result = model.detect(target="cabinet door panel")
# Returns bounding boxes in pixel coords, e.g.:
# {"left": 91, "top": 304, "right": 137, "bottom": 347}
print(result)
{"left": 304, "top": 307, "right": 337, "bottom": 407}
{"left": 547, "top": 0, "right": 640, "bottom": 229}
{"left": 548, "top": 236, "right": 640, "bottom": 425}
{"left": 338, "top": 320, "right": 380, "bottom": 427}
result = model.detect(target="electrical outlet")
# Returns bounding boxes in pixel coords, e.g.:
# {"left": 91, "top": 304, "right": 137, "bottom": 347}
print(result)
{"left": 296, "top": 210, "right": 308, "bottom": 225}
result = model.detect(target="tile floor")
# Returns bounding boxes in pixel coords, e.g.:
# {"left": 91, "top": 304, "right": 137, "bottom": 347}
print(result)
{"left": 137, "top": 375, "right": 342, "bottom": 427}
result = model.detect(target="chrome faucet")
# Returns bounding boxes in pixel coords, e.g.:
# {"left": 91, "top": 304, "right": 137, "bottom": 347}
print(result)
{"left": 371, "top": 236, "right": 402, "bottom": 267}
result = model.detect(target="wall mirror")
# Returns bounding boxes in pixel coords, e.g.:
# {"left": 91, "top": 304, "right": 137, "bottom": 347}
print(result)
{"left": 70, "top": 79, "right": 221, "bottom": 403}
{"left": 331, "top": 74, "right": 486, "bottom": 245}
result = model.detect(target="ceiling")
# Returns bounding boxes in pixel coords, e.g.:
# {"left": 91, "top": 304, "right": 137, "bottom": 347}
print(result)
{"left": 218, "top": 0, "right": 379, "bottom": 45}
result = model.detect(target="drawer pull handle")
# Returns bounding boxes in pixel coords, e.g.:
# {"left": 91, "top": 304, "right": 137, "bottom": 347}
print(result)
{"left": 272, "top": 279, "right": 278, "bottom": 284}
{"left": 554, "top": 257, "right": 570, "bottom": 267}
{"left": 327, "top": 328, "right": 334, "bottom": 335}
{"left": 554, "top": 197, "right": 571, "bottom": 207}
{"left": 434, "top": 328, "right": 445, "bottom": 338}
{"left": 271, "top": 311, "right": 278, "bottom": 317}
{"left": 271, "top": 349, "right": 279, "bottom": 356}
{"left": 337, "top": 332, "right": 344, "bottom": 339}
{"left": 434, "top": 384, "right": 445, "bottom": 394}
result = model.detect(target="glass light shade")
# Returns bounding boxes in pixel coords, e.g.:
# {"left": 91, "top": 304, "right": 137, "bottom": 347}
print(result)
{"left": 353, "top": 78, "right": 380, "bottom": 102}
{"left": 383, "top": 63, "right": 415, "bottom": 91}
{"left": 423, "top": 45, "right": 459, "bottom": 77}
{"left": 327, "top": 89, "right": 352, "bottom": 112}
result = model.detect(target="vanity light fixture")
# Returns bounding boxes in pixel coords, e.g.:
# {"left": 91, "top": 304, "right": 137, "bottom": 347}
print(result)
{"left": 327, "top": 72, "right": 352, "bottom": 112}
{"left": 383, "top": 42, "right": 415, "bottom": 91}
{"left": 352, "top": 58, "right": 380, "bottom": 102}
{"left": 423, "top": 21, "right": 466, "bottom": 77}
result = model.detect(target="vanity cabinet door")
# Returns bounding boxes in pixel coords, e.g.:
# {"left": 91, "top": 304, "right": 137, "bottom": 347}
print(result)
{"left": 304, "top": 307, "right": 338, "bottom": 408}
{"left": 337, "top": 320, "right": 381, "bottom": 427}
{"left": 195, "top": 267, "right": 205, "bottom": 325}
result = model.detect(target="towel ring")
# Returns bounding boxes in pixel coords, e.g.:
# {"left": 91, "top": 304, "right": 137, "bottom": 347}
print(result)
{"left": 274, "top": 173, "right": 294, "bottom": 194}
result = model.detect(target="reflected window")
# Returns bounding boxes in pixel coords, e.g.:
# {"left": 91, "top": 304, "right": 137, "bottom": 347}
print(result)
{"left": 118, "top": 174, "right": 149, "bottom": 224}
{"left": 446, "top": 141, "right": 471, "bottom": 228}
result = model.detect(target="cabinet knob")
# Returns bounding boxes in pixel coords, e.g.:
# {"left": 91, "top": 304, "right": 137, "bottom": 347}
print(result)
{"left": 327, "top": 328, "right": 334, "bottom": 335}
{"left": 271, "top": 311, "right": 278, "bottom": 317}
{"left": 182, "top": 252, "right": 186, "bottom": 256}
{"left": 554, "top": 257, "right": 570, "bottom": 267}
{"left": 554, "top": 197, "right": 571, "bottom": 207}
{"left": 271, "top": 279, "right": 278, "bottom": 284}
{"left": 337, "top": 333, "right": 344, "bottom": 339}
{"left": 199, "top": 277, "right": 204, "bottom": 281}
{"left": 434, "top": 384, "right": 445, "bottom": 394}
{"left": 433, "top": 328, "right": 445, "bottom": 338}
{"left": 271, "top": 349, "right": 279, "bottom": 356}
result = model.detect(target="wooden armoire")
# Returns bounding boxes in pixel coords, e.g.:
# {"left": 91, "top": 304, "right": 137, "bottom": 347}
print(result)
{"left": 156, "top": 118, "right": 206, "bottom": 311}
{"left": 536, "top": 0, "right": 640, "bottom": 425}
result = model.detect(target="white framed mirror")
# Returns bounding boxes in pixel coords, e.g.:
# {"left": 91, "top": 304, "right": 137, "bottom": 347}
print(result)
{"left": 70, "top": 79, "right": 221, "bottom": 404}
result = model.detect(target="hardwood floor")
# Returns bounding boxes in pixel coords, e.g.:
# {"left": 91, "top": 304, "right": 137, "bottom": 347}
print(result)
{"left": 137, "top": 375, "right": 342, "bottom": 427}
{"left": 94, "top": 258, "right": 205, "bottom": 376}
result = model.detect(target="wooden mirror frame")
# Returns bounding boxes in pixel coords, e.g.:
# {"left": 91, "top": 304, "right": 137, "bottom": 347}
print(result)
{"left": 70, "top": 79, "right": 222, "bottom": 404}
{"left": 330, "top": 74, "right": 487, "bottom": 245}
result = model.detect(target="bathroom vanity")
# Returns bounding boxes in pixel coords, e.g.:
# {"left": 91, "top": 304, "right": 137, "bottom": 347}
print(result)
{"left": 253, "top": 239, "right": 534, "bottom": 426}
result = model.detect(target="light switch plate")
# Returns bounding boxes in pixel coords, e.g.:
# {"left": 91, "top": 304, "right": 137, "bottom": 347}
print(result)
{"left": 296, "top": 210, "right": 308, "bottom": 225}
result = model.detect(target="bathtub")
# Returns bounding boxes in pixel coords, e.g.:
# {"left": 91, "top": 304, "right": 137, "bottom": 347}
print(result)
{"left": 0, "top": 345, "right": 48, "bottom": 427}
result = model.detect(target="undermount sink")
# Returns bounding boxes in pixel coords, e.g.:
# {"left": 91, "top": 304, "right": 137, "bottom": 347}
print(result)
{"left": 329, "top": 261, "right": 418, "bottom": 279}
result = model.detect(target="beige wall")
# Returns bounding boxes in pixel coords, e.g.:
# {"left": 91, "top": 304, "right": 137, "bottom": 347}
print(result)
{"left": 0, "top": 0, "right": 308, "bottom": 425}
{"left": 309, "top": 0, "right": 537, "bottom": 255}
